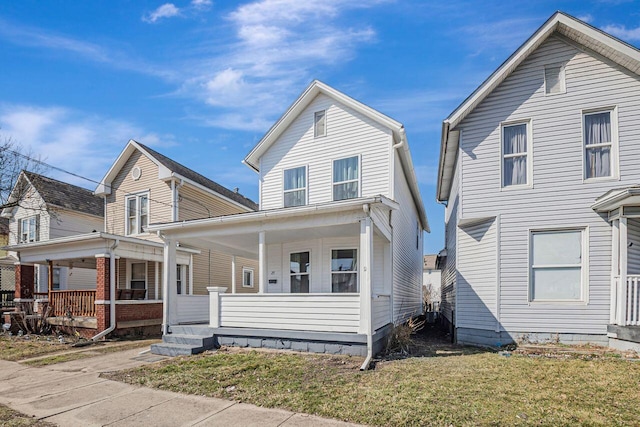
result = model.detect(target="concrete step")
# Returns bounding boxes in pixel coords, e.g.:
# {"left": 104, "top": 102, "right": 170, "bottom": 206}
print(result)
{"left": 150, "top": 342, "right": 212, "bottom": 357}
{"left": 163, "top": 334, "right": 216, "bottom": 347}
{"left": 169, "top": 325, "right": 214, "bottom": 336}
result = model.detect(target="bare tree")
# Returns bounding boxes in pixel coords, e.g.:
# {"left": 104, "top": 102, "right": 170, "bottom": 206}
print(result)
{"left": 0, "top": 137, "right": 48, "bottom": 210}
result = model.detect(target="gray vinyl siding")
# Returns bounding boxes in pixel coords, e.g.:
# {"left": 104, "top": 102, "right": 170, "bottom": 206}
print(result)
{"left": 455, "top": 35, "right": 640, "bottom": 337}
{"left": 441, "top": 159, "right": 459, "bottom": 325}
{"left": 627, "top": 218, "right": 640, "bottom": 275}
{"left": 457, "top": 219, "right": 497, "bottom": 330}
{"left": 391, "top": 154, "right": 423, "bottom": 323}
{"left": 260, "top": 93, "right": 392, "bottom": 210}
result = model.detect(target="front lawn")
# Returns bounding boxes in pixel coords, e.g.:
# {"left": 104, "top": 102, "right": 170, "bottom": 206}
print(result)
{"left": 104, "top": 339, "right": 640, "bottom": 426}
{"left": 0, "top": 404, "right": 55, "bottom": 427}
{"left": 0, "top": 335, "right": 68, "bottom": 361}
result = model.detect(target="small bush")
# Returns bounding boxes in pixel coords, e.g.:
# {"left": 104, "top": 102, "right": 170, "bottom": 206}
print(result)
{"left": 384, "top": 316, "right": 425, "bottom": 355}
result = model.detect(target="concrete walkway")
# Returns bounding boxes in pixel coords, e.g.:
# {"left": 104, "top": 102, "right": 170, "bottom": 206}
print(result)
{"left": 0, "top": 348, "right": 363, "bottom": 427}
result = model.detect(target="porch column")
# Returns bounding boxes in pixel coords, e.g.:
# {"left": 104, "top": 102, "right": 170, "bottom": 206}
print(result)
{"left": 231, "top": 256, "right": 237, "bottom": 294}
{"left": 14, "top": 263, "right": 34, "bottom": 301}
{"left": 611, "top": 219, "right": 620, "bottom": 324}
{"left": 359, "top": 217, "right": 373, "bottom": 336}
{"left": 95, "top": 256, "right": 110, "bottom": 332}
{"left": 258, "top": 231, "right": 266, "bottom": 294}
{"left": 619, "top": 217, "right": 628, "bottom": 326}
{"left": 162, "top": 237, "right": 177, "bottom": 334}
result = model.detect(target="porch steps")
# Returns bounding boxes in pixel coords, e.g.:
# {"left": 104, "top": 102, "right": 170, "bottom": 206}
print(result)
{"left": 150, "top": 325, "right": 216, "bottom": 357}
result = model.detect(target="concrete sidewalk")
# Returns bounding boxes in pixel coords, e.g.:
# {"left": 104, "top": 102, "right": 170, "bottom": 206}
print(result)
{"left": 0, "top": 348, "right": 363, "bottom": 426}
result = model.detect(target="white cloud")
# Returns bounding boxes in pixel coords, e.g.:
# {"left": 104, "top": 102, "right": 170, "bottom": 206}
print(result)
{"left": 179, "top": 0, "right": 382, "bottom": 129}
{"left": 0, "top": 104, "right": 176, "bottom": 185}
{"left": 601, "top": 24, "right": 640, "bottom": 42}
{"left": 191, "top": 0, "right": 212, "bottom": 10}
{"left": 458, "top": 17, "right": 540, "bottom": 57}
{"left": 143, "top": 3, "right": 181, "bottom": 23}
{"left": 576, "top": 14, "right": 594, "bottom": 24}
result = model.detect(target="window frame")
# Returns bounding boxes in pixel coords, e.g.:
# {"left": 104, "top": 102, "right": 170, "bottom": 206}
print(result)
{"left": 282, "top": 165, "right": 308, "bottom": 208}
{"left": 528, "top": 227, "right": 589, "bottom": 304}
{"left": 176, "top": 264, "right": 184, "bottom": 295}
{"left": 332, "top": 155, "right": 361, "bottom": 201}
{"left": 582, "top": 107, "right": 618, "bottom": 182}
{"left": 330, "top": 247, "right": 359, "bottom": 293}
{"left": 19, "top": 216, "right": 39, "bottom": 243}
{"left": 126, "top": 260, "right": 148, "bottom": 299}
{"left": 314, "top": 110, "right": 326, "bottom": 138}
{"left": 125, "top": 192, "right": 150, "bottom": 236}
{"left": 242, "top": 267, "right": 254, "bottom": 288}
{"left": 289, "top": 250, "right": 311, "bottom": 293}
{"left": 543, "top": 63, "right": 566, "bottom": 96}
{"left": 500, "top": 119, "right": 533, "bottom": 190}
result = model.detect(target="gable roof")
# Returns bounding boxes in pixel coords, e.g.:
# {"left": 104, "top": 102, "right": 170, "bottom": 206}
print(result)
{"left": 437, "top": 11, "right": 640, "bottom": 202}
{"left": 244, "top": 80, "right": 429, "bottom": 231}
{"left": 423, "top": 254, "right": 438, "bottom": 270}
{"left": 95, "top": 140, "right": 258, "bottom": 211}
{"left": 3, "top": 171, "right": 103, "bottom": 218}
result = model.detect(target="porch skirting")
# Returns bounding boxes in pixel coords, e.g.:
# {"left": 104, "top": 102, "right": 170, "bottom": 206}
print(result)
{"left": 456, "top": 326, "right": 609, "bottom": 347}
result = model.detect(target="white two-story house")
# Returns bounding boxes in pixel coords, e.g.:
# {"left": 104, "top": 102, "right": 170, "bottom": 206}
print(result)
{"left": 150, "top": 81, "right": 428, "bottom": 365}
{"left": 437, "top": 12, "right": 640, "bottom": 351}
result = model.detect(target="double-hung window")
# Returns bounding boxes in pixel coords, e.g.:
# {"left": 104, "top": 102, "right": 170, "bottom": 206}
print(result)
{"left": 584, "top": 110, "right": 614, "bottom": 179}
{"left": 126, "top": 193, "right": 149, "bottom": 235}
{"left": 129, "top": 262, "right": 147, "bottom": 299}
{"left": 283, "top": 166, "right": 307, "bottom": 207}
{"left": 502, "top": 122, "right": 529, "bottom": 187}
{"left": 331, "top": 249, "right": 358, "bottom": 293}
{"left": 19, "top": 216, "right": 38, "bottom": 243}
{"left": 242, "top": 267, "right": 254, "bottom": 288}
{"left": 530, "top": 229, "right": 585, "bottom": 302}
{"left": 333, "top": 156, "right": 359, "bottom": 201}
{"left": 290, "top": 252, "right": 310, "bottom": 293}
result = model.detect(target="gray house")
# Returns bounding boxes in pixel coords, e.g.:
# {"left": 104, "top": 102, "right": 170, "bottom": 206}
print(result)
{"left": 437, "top": 12, "right": 640, "bottom": 351}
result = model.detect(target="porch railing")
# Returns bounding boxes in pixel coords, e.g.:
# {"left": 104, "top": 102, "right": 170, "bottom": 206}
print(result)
{"left": 612, "top": 275, "right": 640, "bottom": 326}
{"left": 49, "top": 290, "right": 96, "bottom": 317}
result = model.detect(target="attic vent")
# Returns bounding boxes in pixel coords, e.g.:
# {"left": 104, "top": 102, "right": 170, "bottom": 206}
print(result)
{"left": 544, "top": 65, "right": 565, "bottom": 95}
{"left": 131, "top": 166, "right": 142, "bottom": 181}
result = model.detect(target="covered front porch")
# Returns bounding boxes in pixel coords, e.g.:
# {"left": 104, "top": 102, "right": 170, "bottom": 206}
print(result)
{"left": 151, "top": 197, "right": 398, "bottom": 358}
{"left": 8, "top": 232, "right": 197, "bottom": 337}
{"left": 593, "top": 188, "right": 640, "bottom": 350}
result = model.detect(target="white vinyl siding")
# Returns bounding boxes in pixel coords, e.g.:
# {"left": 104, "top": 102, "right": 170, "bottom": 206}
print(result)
{"left": 455, "top": 35, "right": 640, "bottom": 337}
{"left": 441, "top": 160, "right": 459, "bottom": 326}
{"left": 260, "top": 94, "right": 392, "bottom": 210}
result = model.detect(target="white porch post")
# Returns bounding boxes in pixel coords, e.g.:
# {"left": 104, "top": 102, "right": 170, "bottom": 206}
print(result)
{"left": 155, "top": 261, "right": 159, "bottom": 301}
{"left": 611, "top": 219, "right": 620, "bottom": 324}
{"left": 231, "top": 256, "right": 237, "bottom": 294}
{"left": 359, "top": 217, "right": 373, "bottom": 337}
{"left": 207, "top": 286, "right": 227, "bottom": 328}
{"left": 259, "top": 231, "right": 266, "bottom": 294}
{"left": 619, "top": 217, "right": 628, "bottom": 326}
{"left": 162, "top": 237, "right": 177, "bottom": 334}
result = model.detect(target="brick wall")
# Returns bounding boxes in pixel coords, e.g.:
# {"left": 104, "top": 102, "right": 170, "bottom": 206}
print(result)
{"left": 95, "top": 257, "right": 110, "bottom": 331}
{"left": 115, "top": 302, "right": 163, "bottom": 322}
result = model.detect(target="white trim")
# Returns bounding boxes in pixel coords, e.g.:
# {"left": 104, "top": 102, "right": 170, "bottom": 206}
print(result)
{"left": 581, "top": 106, "right": 619, "bottom": 182}
{"left": 124, "top": 191, "right": 150, "bottom": 236}
{"left": 500, "top": 119, "right": 533, "bottom": 190}
{"left": 332, "top": 155, "right": 361, "bottom": 201}
{"left": 314, "top": 109, "right": 327, "bottom": 138}
{"left": 126, "top": 259, "right": 148, "bottom": 298}
{"left": 330, "top": 247, "right": 359, "bottom": 293}
{"left": 287, "top": 249, "right": 311, "bottom": 293}
{"left": 528, "top": 227, "right": 589, "bottom": 304}
{"left": 543, "top": 62, "right": 566, "bottom": 96}
{"left": 495, "top": 214, "right": 501, "bottom": 333}
{"left": 282, "top": 165, "right": 308, "bottom": 208}
{"left": 242, "top": 267, "right": 255, "bottom": 288}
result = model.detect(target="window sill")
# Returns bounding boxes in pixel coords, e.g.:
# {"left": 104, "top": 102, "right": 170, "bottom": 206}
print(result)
{"left": 500, "top": 184, "right": 532, "bottom": 191}
{"left": 583, "top": 176, "right": 619, "bottom": 184}
{"left": 528, "top": 300, "right": 588, "bottom": 306}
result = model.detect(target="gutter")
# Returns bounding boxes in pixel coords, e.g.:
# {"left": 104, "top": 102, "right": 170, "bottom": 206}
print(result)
{"left": 91, "top": 238, "right": 119, "bottom": 341}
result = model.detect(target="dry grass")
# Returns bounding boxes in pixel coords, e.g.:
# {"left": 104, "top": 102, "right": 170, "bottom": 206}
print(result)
{"left": 104, "top": 336, "right": 640, "bottom": 426}
{"left": 0, "top": 404, "right": 55, "bottom": 427}
{"left": 23, "top": 340, "right": 158, "bottom": 367}
{"left": 0, "top": 335, "right": 68, "bottom": 361}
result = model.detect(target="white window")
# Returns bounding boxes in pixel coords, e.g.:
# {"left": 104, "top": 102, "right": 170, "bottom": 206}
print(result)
{"left": 176, "top": 265, "right": 184, "bottom": 295}
{"left": 19, "top": 216, "right": 39, "bottom": 243}
{"left": 52, "top": 267, "right": 61, "bottom": 291}
{"left": 584, "top": 110, "right": 615, "bottom": 179}
{"left": 544, "top": 65, "right": 565, "bottom": 95}
{"left": 331, "top": 249, "right": 358, "bottom": 293}
{"left": 126, "top": 193, "right": 149, "bottom": 235}
{"left": 502, "top": 122, "right": 529, "bottom": 188}
{"left": 283, "top": 166, "right": 307, "bottom": 207}
{"left": 129, "top": 262, "right": 147, "bottom": 299}
{"left": 333, "top": 156, "right": 359, "bottom": 201}
{"left": 290, "top": 251, "right": 310, "bottom": 293}
{"left": 314, "top": 110, "right": 326, "bottom": 137}
{"left": 530, "top": 229, "right": 585, "bottom": 302}
{"left": 242, "top": 267, "right": 254, "bottom": 288}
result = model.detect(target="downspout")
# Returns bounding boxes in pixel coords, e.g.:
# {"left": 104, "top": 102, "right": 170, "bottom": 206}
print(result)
{"left": 91, "top": 238, "right": 119, "bottom": 341}
{"left": 360, "top": 203, "right": 373, "bottom": 371}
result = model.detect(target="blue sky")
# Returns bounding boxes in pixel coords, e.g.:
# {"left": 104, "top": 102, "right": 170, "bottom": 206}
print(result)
{"left": 1, "top": 0, "right": 640, "bottom": 254}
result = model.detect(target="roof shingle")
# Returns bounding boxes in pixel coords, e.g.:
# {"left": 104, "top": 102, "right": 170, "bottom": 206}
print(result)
{"left": 24, "top": 171, "right": 103, "bottom": 217}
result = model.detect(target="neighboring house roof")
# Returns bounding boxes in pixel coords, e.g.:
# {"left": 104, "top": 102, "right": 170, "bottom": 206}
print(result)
{"left": 423, "top": 254, "right": 438, "bottom": 271}
{"left": 2, "top": 171, "right": 103, "bottom": 218}
{"left": 95, "top": 140, "right": 258, "bottom": 211}
{"left": 437, "top": 11, "right": 640, "bottom": 202}
{"left": 0, "top": 217, "right": 8, "bottom": 234}
{"left": 244, "top": 80, "right": 429, "bottom": 231}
